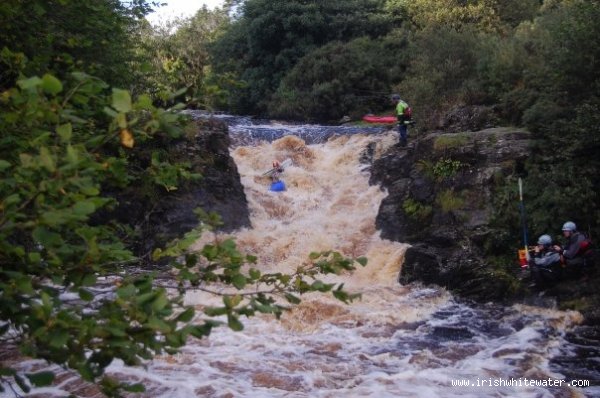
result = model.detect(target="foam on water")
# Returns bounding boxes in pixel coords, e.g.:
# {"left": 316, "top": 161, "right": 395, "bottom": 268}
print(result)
{"left": 224, "top": 133, "right": 404, "bottom": 283}
{"left": 186, "top": 111, "right": 389, "bottom": 146}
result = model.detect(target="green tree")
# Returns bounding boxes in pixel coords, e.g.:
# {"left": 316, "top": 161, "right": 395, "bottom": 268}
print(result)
{"left": 210, "top": 0, "right": 395, "bottom": 116}
{"left": 481, "top": 0, "right": 600, "bottom": 259}
{"left": 386, "top": 0, "right": 501, "bottom": 32}
{"left": 385, "top": 0, "right": 540, "bottom": 33}
{"left": 397, "top": 25, "right": 486, "bottom": 129}
{"left": 133, "top": 7, "right": 235, "bottom": 108}
{"left": 0, "top": 1, "right": 373, "bottom": 395}
{"left": 269, "top": 37, "right": 399, "bottom": 122}
{"left": 0, "top": 0, "right": 152, "bottom": 89}
{"left": 492, "top": 0, "right": 540, "bottom": 29}
{"left": 519, "top": 1, "right": 600, "bottom": 240}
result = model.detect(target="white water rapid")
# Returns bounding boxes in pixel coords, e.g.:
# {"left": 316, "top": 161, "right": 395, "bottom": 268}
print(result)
{"left": 3, "top": 117, "right": 596, "bottom": 398}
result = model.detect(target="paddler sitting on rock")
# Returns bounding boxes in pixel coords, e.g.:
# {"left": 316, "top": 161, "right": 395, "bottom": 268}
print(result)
{"left": 528, "top": 234, "right": 562, "bottom": 288}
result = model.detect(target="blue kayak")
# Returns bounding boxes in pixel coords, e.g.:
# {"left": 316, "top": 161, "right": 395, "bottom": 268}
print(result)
{"left": 270, "top": 180, "right": 286, "bottom": 192}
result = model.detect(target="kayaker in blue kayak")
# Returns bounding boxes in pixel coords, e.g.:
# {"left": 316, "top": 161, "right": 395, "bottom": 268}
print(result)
{"left": 269, "top": 160, "right": 287, "bottom": 192}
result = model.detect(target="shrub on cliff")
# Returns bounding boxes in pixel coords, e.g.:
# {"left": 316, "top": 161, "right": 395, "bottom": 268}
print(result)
{"left": 485, "top": 1, "right": 600, "bottom": 254}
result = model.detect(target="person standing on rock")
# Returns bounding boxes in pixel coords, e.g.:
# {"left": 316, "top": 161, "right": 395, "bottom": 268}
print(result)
{"left": 392, "top": 94, "right": 411, "bottom": 147}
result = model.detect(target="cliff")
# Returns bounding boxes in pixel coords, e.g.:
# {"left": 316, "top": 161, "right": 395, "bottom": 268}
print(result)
{"left": 113, "top": 118, "right": 250, "bottom": 260}
{"left": 370, "top": 127, "right": 531, "bottom": 300}
{"left": 370, "top": 126, "right": 600, "bottom": 323}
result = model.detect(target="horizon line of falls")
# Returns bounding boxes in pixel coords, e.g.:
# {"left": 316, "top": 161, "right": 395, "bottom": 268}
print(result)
{"left": 9, "top": 115, "right": 597, "bottom": 397}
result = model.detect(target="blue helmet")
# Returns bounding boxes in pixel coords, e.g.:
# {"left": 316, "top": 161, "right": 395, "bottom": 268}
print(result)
{"left": 537, "top": 234, "right": 552, "bottom": 246}
{"left": 562, "top": 221, "right": 576, "bottom": 232}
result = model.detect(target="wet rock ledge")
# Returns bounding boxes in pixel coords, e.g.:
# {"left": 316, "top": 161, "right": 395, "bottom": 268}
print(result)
{"left": 113, "top": 118, "right": 250, "bottom": 260}
{"left": 370, "top": 127, "right": 531, "bottom": 301}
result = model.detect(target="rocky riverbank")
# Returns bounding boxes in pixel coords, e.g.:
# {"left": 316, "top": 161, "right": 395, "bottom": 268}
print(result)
{"left": 369, "top": 125, "right": 600, "bottom": 324}
{"left": 111, "top": 118, "right": 250, "bottom": 261}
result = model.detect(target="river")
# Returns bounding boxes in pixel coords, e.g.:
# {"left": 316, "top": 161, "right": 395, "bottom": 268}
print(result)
{"left": 3, "top": 114, "right": 598, "bottom": 397}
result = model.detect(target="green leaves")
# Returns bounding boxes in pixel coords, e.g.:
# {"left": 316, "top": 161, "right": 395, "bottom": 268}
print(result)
{"left": 41, "top": 74, "right": 63, "bottom": 95}
{"left": 72, "top": 200, "right": 96, "bottom": 216}
{"left": 17, "top": 76, "right": 43, "bottom": 90}
{"left": 14, "top": 74, "right": 63, "bottom": 95}
{"left": 39, "top": 146, "right": 56, "bottom": 172}
{"left": 0, "top": 70, "right": 205, "bottom": 395}
{"left": 284, "top": 293, "right": 301, "bottom": 305}
{"left": 78, "top": 288, "right": 94, "bottom": 302}
{"left": 121, "top": 383, "right": 146, "bottom": 393}
{"left": 112, "top": 88, "right": 132, "bottom": 112}
{"left": 356, "top": 257, "right": 368, "bottom": 267}
{"left": 48, "top": 329, "right": 70, "bottom": 349}
{"left": 175, "top": 307, "right": 195, "bottom": 323}
{"left": 26, "top": 372, "right": 55, "bottom": 387}
{"left": 227, "top": 314, "right": 244, "bottom": 331}
{"left": 56, "top": 123, "right": 72, "bottom": 142}
{"left": 117, "top": 284, "right": 136, "bottom": 299}
{"left": 41, "top": 200, "right": 97, "bottom": 226}
{"left": 231, "top": 274, "right": 247, "bottom": 290}
{"left": 32, "top": 226, "right": 63, "bottom": 247}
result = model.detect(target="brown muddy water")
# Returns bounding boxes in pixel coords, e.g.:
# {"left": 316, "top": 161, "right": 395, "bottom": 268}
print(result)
{"left": 2, "top": 117, "right": 597, "bottom": 398}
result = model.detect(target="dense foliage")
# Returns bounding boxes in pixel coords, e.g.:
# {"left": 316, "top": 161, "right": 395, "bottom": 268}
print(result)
{"left": 0, "top": 71, "right": 366, "bottom": 395}
{"left": 132, "top": 8, "right": 235, "bottom": 108}
{"left": 269, "top": 37, "right": 399, "bottom": 122}
{"left": 0, "top": 0, "right": 154, "bottom": 89}
{"left": 210, "top": 0, "right": 396, "bottom": 115}
{"left": 485, "top": 0, "right": 600, "bottom": 251}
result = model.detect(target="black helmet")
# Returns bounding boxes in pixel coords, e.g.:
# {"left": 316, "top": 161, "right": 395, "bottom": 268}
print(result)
{"left": 391, "top": 94, "right": 400, "bottom": 101}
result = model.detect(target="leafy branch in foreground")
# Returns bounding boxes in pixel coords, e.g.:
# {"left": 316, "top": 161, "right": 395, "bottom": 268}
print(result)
{"left": 155, "top": 212, "right": 367, "bottom": 332}
{"left": 0, "top": 73, "right": 367, "bottom": 397}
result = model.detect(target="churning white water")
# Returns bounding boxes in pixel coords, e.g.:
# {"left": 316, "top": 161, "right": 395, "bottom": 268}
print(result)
{"left": 3, "top": 117, "right": 596, "bottom": 398}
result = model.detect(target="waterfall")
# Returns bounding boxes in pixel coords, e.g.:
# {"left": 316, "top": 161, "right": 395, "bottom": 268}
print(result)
{"left": 6, "top": 114, "right": 596, "bottom": 398}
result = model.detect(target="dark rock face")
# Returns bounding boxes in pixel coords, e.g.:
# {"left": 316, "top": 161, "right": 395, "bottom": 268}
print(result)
{"left": 371, "top": 126, "right": 600, "bottom": 324}
{"left": 178, "top": 119, "right": 250, "bottom": 234}
{"left": 116, "top": 119, "right": 250, "bottom": 260}
{"left": 440, "top": 105, "right": 501, "bottom": 134}
{"left": 370, "top": 127, "right": 531, "bottom": 301}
